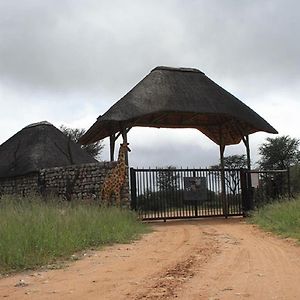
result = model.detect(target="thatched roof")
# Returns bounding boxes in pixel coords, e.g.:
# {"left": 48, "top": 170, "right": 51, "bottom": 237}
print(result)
{"left": 0, "top": 121, "right": 97, "bottom": 178}
{"left": 80, "top": 66, "right": 277, "bottom": 145}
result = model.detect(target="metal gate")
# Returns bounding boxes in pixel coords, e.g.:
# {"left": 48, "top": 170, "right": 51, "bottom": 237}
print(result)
{"left": 130, "top": 168, "right": 246, "bottom": 220}
{"left": 242, "top": 169, "right": 291, "bottom": 209}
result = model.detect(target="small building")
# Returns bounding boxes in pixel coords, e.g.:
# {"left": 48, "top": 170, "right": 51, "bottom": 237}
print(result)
{"left": 0, "top": 121, "right": 122, "bottom": 201}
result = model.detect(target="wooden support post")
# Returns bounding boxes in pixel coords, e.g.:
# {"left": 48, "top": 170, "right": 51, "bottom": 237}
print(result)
{"left": 218, "top": 125, "right": 228, "bottom": 217}
{"left": 109, "top": 134, "right": 116, "bottom": 161}
{"left": 242, "top": 135, "right": 251, "bottom": 170}
{"left": 121, "top": 127, "right": 131, "bottom": 166}
{"left": 219, "top": 143, "right": 228, "bottom": 218}
{"left": 242, "top": 135, "right": 254, "bottom": 211}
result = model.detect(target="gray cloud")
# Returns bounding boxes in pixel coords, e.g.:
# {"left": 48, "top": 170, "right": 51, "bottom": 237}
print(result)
{"left": 0, "top": 0, "right": 299, "bottom": 167}
{"left": 1, "top": 0, "right": 299, "bottom": 95}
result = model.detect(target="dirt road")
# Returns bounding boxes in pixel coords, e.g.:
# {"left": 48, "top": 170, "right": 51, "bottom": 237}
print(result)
{"left": 1, "top": 218, "right": 299, "bottom": 299}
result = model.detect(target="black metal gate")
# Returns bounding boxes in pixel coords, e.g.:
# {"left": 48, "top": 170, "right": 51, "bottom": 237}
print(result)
{"left": 130, "top": 168, "right": 246, "bottom": 220}
{"left": 241, "top": 169, "right": 291, "bottom": 209}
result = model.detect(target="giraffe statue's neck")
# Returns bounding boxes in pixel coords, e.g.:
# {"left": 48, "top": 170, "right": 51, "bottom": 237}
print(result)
{"left": 117, "top": 147, "right": 127, "bottom": 167}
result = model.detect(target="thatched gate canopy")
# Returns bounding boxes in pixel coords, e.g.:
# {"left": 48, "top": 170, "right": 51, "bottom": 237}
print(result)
{"left": 80, "top": 66, "right": 277, "bottom": 147}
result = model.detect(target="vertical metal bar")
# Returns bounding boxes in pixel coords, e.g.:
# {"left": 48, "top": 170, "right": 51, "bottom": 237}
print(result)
{"left": 156, "top": 169, "right": 160, "bottom": 220}
{"left": 203, "top": 170, "right": 207, "bottom": 216}
{"left": 130, "top": 168, "right": 137, "bottom": 210}
{"left": 155, "top": 168, "right": 160, "bottom": 219}
{"left": 149, "top": 168, "right": 153, "bottom": 218}
{"left": 173, "top": 169, "right": 176, "bottom": 218}
{"left": 203, "top": 170, "right": 208, "bottom": 216}
{"left": 211, "top": 169, "right": 216, "bottom": 216}
{"left": 210, "top": 169, "right": 216, "bottom": 215}
{"left": 136, "top": 169, "right": 140, "bottom": 218}
{"left": 166, "top": 169, "right": 168, "bottom": 219}
{"left": 142, "top": 169, "right": 146, "bottom": 219}
{"left": 154, "top": 169, "right": 158, "bottom": 220}
{"left": 136, "top": 169, "right": 140, "bottom": 216}
{"left": 178, "top": 168, "right": 184, "bottom": 217}
{"left": 188, "top": 169, "right": 192, "bottom": 217}
{"left": 150, "top": 169, "right": 154, "bottom": 219}
{"left": 176, "top": 169, "right": 179, "bottom": 217}
{"left": 240, "top": 169, "right": 247, "bottom": 216}
{"left": 207, "top": 170, "right": 212, "bottom": 215}
{"left": 218, "top": 169, "right": 222, "bottom": 215}
{"left": 198, "top": 169, "right": 202, "bottom": 216}
{"left": 238, "top": 169, "right": 242, "bottom": 214}
{"left": 183, "top": 169, "right": 187, "bottom": 217}
{"left": 145, "top": 170, "right": 149, "bottom": 220}
{"left": 193, "top": 169, "right": 198, "bottom": 217}
{"left": 185, "top": 169, "right": 188, "bottom": 217}
{"left": 139, "top": 170, "right": 145, "bottom": 219}
{"left": 163, "top": 168, "right": 166, "bottom": 220}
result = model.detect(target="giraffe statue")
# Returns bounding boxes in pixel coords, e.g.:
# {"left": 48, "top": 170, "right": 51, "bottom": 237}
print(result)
{"left": 101, "top": 143, "right": 131, "bottom": 206}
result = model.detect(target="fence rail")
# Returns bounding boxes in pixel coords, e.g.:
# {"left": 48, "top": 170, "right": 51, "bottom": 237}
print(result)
{"left": 243, "top": 169, "right": 291, "bottom": 209}
{"left": 130, "top": 167, "right": 291, "bottom": 221}
{"left": 130, "top": 168, "right": 245, "bottom": 220}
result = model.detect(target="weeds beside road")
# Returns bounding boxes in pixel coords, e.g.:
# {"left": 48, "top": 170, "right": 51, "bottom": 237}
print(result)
{"left": 251, "top": 196, "right": 300, "bottom": 242}
{"left": 0, "top": 196, "right": 149, "bottom": 273}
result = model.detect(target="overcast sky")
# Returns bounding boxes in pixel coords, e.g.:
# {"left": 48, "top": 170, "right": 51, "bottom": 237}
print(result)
{"left": 0, "top": 0, "right": 299, "bottom": 168}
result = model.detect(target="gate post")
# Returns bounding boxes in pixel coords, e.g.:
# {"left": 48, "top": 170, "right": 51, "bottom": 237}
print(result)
{"left": 240, "top": 169, "right": 247, "bottom": 215}
{"left": 240, "top": 169, "right": 254, "bottom": 215}
{"left": 219, "top": 144, "right": 228, "bottom": 218}
{"left": 130, "top": 168, "right": 137, "bottom": 210}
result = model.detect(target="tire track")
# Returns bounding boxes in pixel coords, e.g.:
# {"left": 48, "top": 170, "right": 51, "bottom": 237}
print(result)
{"left": 0, "top": 219, "right": 299, "bottom": 300}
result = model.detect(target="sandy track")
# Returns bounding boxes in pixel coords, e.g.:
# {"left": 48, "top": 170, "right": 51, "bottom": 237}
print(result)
{"left": 0, "top": 218, "right": 299, "bottom": 299}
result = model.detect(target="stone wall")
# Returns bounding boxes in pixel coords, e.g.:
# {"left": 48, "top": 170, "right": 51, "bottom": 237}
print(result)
{"left": 0, "top": 173, "right": 39, "bottom": 196}
{"left": 0, "top": 162, "right": 130, "bottom": 206}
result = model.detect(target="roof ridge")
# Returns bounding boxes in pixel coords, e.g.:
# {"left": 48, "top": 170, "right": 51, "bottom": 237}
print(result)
{"left": 152, "top": 66, "right": 205, "bottom": 74}
{"left": 24, "top": 121, "right": 53, "bottom": 129}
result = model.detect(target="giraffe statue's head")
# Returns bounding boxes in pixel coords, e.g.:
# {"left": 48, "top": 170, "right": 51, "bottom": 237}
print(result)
{"left": 117, "top": 143, "right": 131, "bottom": 162}
{"left": 120, "top": 142, "right": 131, "bottom": 153}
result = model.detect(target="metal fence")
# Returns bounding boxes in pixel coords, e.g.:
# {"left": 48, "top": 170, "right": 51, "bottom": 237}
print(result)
{"left": 130, "top": 168, "right": 291, "bottom": 220}
{"left": 130, "top": 168, "right": 245, "bottom": 220}
{"left": 241, "top": 169, "right": 291, "bottom": 209}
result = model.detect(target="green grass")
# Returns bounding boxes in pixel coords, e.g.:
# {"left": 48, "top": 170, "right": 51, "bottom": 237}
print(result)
{"left": 0, "top": 195, "right": 149, "bottom": 273}
{"left": 251, "top": 196, "right": 300, "bottom": 242}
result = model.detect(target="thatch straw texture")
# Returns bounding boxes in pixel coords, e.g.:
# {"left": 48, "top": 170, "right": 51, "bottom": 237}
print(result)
{"left": 80, "top": 66, "right": 277, "bottom": 145}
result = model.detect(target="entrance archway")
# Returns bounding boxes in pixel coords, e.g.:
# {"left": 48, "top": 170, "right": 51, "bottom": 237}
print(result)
{"left": 80, "top": 66, "right": 277, "bottom": 216}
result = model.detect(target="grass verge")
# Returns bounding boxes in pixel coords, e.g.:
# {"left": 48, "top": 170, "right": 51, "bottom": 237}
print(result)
{"left": 0, "top": 195, "right": 149, "bottom": 273}
{"left": 250, "top": 196, "right": 300, "bottom": 243}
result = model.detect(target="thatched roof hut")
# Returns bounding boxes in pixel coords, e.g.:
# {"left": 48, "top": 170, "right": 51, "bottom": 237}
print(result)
{"left": 0, "top": 121, "right": 97, "bottom": 178}
{"left": 80, "top": 66, "right": 277, "bottom": 146}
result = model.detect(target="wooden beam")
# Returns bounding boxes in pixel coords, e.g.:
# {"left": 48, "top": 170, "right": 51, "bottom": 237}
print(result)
{"left": 219, "top": 126, "right": 228, "bottom": 218}
{"left": 182, "top": 113, "right": 199, "bottom": 124}
{"left": 115, "top": 131, "right": 122, "bottom": 140}
{"left": 242, "top": 135, "right": 251, "bottom": 170}
{"left": 150, "top": 113, "right": 168, "bottom": 124}
{"left": 242, "top": 135, "right": 253, "bottom": 211}
{"left": 109, "top": 134, "right": 116, "bottom": 161}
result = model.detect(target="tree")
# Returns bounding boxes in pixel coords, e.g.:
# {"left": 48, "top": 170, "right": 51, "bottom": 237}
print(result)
{"left": 60, "top": 125, "right": 104, "bottom": 160}
{"left": 157, "top": 166, "right": 179, "bottom": 192}
{"left": 211, "top": 154, "right": 247, "bottom": 195}
{"left": 258, "top": 135, "right": 300, "bottom": 170}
